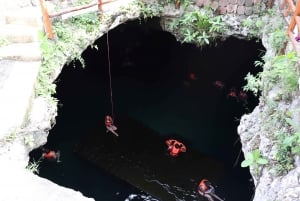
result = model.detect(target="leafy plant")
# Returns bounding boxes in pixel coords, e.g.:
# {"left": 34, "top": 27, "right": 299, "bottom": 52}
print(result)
{"left": 274, "top": 117, "right": 300, "bottom": 175}
{"left": 38, "top": 9, "right": 102, "bottom": 101}
{"left": 138, "top": 1, "right": 163, "bottom": 19}
{"left": 5, "top": 128, "right": 18, "bottom": 143}
{"left": 26, "top": 160, "right": 41, "bottom": 174}
{"left": 264, "top": 52, "right": 299, "bottom": 94}
{"left": 241, "top": 149, "right": 268, "bottom": 175}
{"left": 243, "top": 72, "right": 262, "bottom": 96}
{"left": 169, "top": 9, "right": 227, "bottom": 46}
{"left": 269, "top": 29, "right": 289, "bottom": 54}
{"left": 0, "top": 37, "right": 9, "bottom": 47}
{"left": 241, "top": 149, "right": 268, "bottom": 167}
{"left": 242, "top": 17, "right": 264, "bottom": 38}
{"left": 24, "top": 135, "right": 35, "bottom": 147}
{"left": 243, "top": 51, "right": 299, "bottom": 100}
{"left": 69, "top": 13, "right": 100, "bottom": 33}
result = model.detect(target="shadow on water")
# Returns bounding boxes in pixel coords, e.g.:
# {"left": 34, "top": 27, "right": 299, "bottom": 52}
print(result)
{"left": 29, "top": 18, "right": 265, "bottom": 201}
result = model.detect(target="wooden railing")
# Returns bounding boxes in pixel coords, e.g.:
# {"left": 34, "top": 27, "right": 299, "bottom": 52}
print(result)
{"left": 39, "top": 0, "right": 115, "bottom": 39}
{"left": 281, "top": 0, "right": 300, "bottom": 53}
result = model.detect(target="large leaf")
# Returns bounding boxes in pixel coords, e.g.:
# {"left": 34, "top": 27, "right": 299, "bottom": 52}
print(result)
{"left": 241, "top": 159, "right": 252, "bottom": 167}
{"left": 252, "top": 149, "right": 260, "bottom": 160}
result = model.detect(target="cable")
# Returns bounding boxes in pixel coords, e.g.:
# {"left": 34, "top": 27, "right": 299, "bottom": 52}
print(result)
{"left": 106, "top": 31, "right": 114, "bottom": 120}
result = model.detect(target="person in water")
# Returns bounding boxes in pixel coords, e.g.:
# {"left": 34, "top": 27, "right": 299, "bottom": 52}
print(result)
{"left": 165, "top": 139, "right": 187, "bottom": 157}
{"left": 105, "top": 115, "right": 118, "bottom": 136}
{"left": 198, "top": 179, "right": 224, "bottom": 201}
{"left": 41, "top": 147, "right": 61, "bottom": 163}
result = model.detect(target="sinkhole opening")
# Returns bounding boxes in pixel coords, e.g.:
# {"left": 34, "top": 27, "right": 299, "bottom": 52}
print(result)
{"left": 30, "top": 17, "right": 265, "bottom": 201}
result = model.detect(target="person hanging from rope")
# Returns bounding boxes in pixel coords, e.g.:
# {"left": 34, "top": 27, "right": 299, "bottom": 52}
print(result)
{"left": 198, "top": 179, "right": 224, "bottom": 201}
{"left": 165, "top": 139, "right": 186, "bottom": 157}
{"left": 105, "top": 115, "right": 119, "bottom": 137}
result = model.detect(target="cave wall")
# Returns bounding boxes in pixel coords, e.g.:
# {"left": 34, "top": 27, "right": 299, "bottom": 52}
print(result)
{"left": 194, "top": 0, "right": 271, "bottom": 15}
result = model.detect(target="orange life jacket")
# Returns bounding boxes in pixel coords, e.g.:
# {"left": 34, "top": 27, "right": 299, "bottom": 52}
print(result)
{"left": 165, "top": 139, "right": 187, "bottom": 157}
{"left": 43, "top": 151, "right": 56, "bottom": 159}
{"left": 105, "top": 115, "right": 113, "bottom": 127}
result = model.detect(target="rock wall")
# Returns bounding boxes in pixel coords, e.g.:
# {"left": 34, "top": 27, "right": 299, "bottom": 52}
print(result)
{"left": 237, "top": 2, "right": 300, "bottom": 200}
{"left": 195, "top": 0, "right": 271, "bottom": 15}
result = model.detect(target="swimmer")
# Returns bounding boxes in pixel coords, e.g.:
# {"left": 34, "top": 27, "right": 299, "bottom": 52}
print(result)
{"left": 105, "top": 115, "right": 119, "bottom": 137}
{"left": 41, "top": 148, "right": 61, "bottom": 163}
{"left": 165, "top": 139, "right": 186, "bottom": 157}
{"left": 198, "top": 179, "right": 224, "bottom": 201}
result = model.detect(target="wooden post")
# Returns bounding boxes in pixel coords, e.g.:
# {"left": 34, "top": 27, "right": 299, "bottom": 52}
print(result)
{"left": 175, "top": 0, "right": 180, "bottom": 9}
{"left": 98, "top": 0, "right": 103, "bottom": 20}
{"left": 39, "top": 0, "right": 54, "bottom": 39}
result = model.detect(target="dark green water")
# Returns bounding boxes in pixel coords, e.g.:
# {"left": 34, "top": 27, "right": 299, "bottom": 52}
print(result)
{"left": 30, "top": 18, "right": 264, "bottom": 201}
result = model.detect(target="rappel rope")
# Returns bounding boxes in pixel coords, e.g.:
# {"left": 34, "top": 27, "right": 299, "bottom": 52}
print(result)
{"left": 106, "top": 31, "right": 114, "bottom": 120}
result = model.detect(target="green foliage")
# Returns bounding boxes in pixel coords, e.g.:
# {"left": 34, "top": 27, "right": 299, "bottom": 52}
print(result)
{"left": 170, "top": 10, "right": 227, "bottom": 46}
{"left": 69, "top": 13, "right": 100, "bottom": 33}
{"left": 241, "top": 149, "right": 268, "bottom": 167}
{"left": 37, "top": 31, "right": 58, "bottom": 100}
{"left": 274, "top": 144, "right": 294, "bottom": 175}
{"left": 242, "top": 17, "right": 264, "bottom": 38}
{"left": 241, "top": 149, "right": 268, "bottom": 176}
{"left": 264, "top": 52, "right": 299, "bottom": 94}
{"left": 0, "top": 37, "right": 9, "bottom": 47}
{"left": 243, "top": 72, "right": 261, "bottom": 96}
{"left": 38, "top": 12, "right": 101, "bottom": 100}
{"left": 26, "top": 160, "right": 41, "bottom": 174}
{"left": 138, "top": 1, "right": 163, "bottom": 19}
{"left": 269, "top": 29, "right": 289, "bottom": 54}
{"left": 73, "top": 0, "right": 93, "bottom": 6}
{"left": 243, "top": 52, "right": 299, "bottom": 100}
{"left": 274, "top": 117, "right": 300, "bottom": 175}
{"left": 24, "top": 135, "right": 35, "bottom": 147}
{"left": 5, "top": 128, "right": 18, "bottom": 143}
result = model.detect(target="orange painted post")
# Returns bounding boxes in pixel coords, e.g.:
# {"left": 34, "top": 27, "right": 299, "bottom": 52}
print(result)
{"left": 39, "top": 0, "right": 54, "bottom": 39}
{"left": 98, "top": 0, "right": 103, "bottom": 20}
{"left": 286, "top": 0, "right": 300, "bottom": 55}
{"left": 175, "top": 0, "right": 180, "bottom": 9}
{"left": 294, "top": 0, "right": 300, "bottom": 35}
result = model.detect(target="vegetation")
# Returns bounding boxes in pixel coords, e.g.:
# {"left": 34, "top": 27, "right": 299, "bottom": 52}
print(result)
{"left": 168, "top": 9, "right": 227, "bottom": 46}
{"left": 0, "top": 37, "right": 9, "bottom": 47}
{"left": 240, "top": 8, "right": 300, "bottom": 177}
{"left": 274, "top": 117, "right": 300, "bottom": 175}
{"left": 138, "top": 0, "right": 163, "bottom": 19}
{"left": 26, "top": 159, "right": 41, "bottom": 174}
{"left": 241, "top": 149, "right": 268, "bottom": 176}
{"left": 4, "top": 128, "right": 18, "bottom": 143}
{"left": 242, "top": 16, "right": 264, "bottom": 38}
{"left": 138, "top": 0, "right": 194, "bottom": 19}
{"left": 244, "top": 52, "right": 299, "bottom": 100}
{"left": 38, "top": 12, "right": 100, "bottom": 101}
{"left": 24, "top": 135, "right": 35, "bottom": 147}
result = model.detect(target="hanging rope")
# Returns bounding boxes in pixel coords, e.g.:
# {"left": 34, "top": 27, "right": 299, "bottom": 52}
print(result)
{"left": 106, "top": 31, "right": 114, "bottom": 119}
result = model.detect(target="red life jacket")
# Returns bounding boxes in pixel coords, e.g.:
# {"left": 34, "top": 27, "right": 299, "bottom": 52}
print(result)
{"left": 165, "top": 139, "right": 187, "bottom": 157}
{"left": 105, "top": 115, "right": 113, "bottom": 127}
{"left": 43, "top": 151, "right": 56, "bottom": 159}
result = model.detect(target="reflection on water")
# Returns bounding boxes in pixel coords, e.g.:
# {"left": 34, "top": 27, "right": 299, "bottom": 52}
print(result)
{"left": 30, "top": 18, "right": 263, "bottom": 201}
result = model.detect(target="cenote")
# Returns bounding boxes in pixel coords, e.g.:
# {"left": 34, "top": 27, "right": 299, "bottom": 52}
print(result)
{"left": 30, "top": 18, "right": 265, "bottom": 201}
